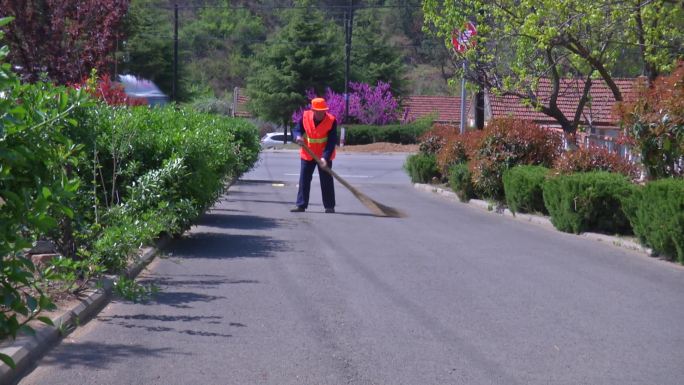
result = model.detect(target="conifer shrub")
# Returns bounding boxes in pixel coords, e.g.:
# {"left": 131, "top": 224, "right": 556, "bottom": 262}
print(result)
{"left": 503, "top": 165, "right": 550, "bottom": 214}
{"left": 622, "top": 178, "right": 684, "bottom": 263}
{"left": 542, "top": 172, "right": 635, "bottom": 234}
{"left": 404, "top": 153, "right": 439, "bottom": 183}
{"left": 448, "top": 163, "right": 476, "bottom": 202}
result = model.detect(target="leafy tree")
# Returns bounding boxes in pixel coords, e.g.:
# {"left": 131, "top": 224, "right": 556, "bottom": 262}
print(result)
{"left": 351, "top": 8, "right": 407, "bottom": 96}
{"left": 181, "top": 2, "right": 266, "bottom": 97}
{"left": 422, "top": 0, "right": 684, "bottom": 135}
{"left": 246, "top": 7, "right": 344, "bottom": 126}
{"left": 0, "top": 0, "right": 130, "bottom": 84}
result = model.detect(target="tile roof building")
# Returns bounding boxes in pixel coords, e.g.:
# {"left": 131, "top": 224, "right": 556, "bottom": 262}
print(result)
{"left": 232, "top": 78, "right": 641, "bottom": 134}
{"left": 483, "top": 78, "right": 641, "bottom": 133}
{"left": 400, "top": 95, "right": 463, "bottom": 124}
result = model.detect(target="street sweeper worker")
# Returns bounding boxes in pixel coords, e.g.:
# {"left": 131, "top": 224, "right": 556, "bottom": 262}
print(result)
{"left": 290, "top": 97, "right": 338, "bottom": 213}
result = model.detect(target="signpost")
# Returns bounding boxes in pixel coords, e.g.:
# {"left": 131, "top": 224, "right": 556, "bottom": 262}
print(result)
{"left": 452, "top": 22, "right": 477, "bottom": 134}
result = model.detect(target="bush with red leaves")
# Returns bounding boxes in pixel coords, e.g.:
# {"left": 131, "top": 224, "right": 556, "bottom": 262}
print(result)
{"left": 469, "top": 118, "right": 563, "bottom": 200}
{"left": 73, "top": 74, "right": 147, "bottom": 107}
{"left": 616, "top": 60, "right": 684, "bottom": 179}
{"left": 552, "top": 146, "right": 640, "bottom": 180}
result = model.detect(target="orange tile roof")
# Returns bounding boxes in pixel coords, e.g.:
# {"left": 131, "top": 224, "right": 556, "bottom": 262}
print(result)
{"left": 401, "top": 95, "right": 462, "bottom": 123}
{"left": 489, "top": 78, "right": 641, "bottom": 127}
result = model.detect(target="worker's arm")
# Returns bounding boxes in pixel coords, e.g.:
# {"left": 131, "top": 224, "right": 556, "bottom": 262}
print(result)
{"left": 293, "top": 119, "right": 304, "bottom": 144}
{"left": 322, "top": 120, "right": 338, "bottom": 161}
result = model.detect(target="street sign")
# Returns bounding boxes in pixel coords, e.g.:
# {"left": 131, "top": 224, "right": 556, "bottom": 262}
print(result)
{"left": 452, "top": 21, "right": 477, "bottom": 53}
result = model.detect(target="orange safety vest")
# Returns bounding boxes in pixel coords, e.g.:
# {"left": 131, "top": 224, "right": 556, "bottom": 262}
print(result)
{"left": 300, "top": 110, "right": 336, "bottom": 161}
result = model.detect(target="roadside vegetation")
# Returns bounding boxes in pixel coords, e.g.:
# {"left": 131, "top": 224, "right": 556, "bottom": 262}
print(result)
{"left": 405, "top": 64, "right": 684, "bottom": 264}
{"left": 0, "top": 0, "right": 682, "bottom": 368}
{"left": 0, "top": 17, "right": 259, "bottom": 367}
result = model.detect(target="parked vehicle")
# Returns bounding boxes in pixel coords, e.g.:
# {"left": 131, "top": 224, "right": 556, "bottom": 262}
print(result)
{"left": 261, "top": 132, "right": 294, "bottom": 147}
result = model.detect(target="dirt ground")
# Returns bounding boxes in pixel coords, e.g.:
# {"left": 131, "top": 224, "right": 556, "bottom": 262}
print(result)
{"left": 338, "top": 142, "right": 418, "bottom": 153}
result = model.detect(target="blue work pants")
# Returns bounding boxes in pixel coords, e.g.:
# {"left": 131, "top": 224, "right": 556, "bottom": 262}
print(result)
{"left": 296, "top": 159, "right": 335, "bottom": 209}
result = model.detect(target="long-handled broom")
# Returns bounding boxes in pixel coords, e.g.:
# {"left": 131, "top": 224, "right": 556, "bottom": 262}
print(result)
{"left": 298, "top": 141, "right": 404, "bottom": 218}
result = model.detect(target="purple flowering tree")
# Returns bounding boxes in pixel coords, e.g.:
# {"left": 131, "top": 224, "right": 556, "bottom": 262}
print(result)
{"left": 349, "top": 81, "right": 399, "bottom": 125}
{"left": 292, "top": 88, "right": 353, "bottom": 123}
{"left": 291, "top": 81, "right": 399, "bottom": 126}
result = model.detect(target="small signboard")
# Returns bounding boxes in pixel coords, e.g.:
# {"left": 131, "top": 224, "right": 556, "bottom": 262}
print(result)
{"left": 452, "top": 21, "right": 477, "bottom": 53}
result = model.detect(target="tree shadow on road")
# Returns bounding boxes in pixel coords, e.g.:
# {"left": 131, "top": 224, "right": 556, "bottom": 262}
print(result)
{"left": 33, "top": 342, "right": 179, "bottom": 370}
{"left": 162, "top": 232, "right": 288, "bottom": 260}
{"left": 194, "top": 212, "right": 281, "bottom": 230}
{"left": 137, "top": 273, "right": 259, "bottom": 289}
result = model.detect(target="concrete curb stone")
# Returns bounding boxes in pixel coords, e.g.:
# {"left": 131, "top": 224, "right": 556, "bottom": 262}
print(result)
{"left": 413, "top": 183, "right": 653, "bottom": 257}
{"left": 0, "top": 238, "right": 167, "bottom": 385}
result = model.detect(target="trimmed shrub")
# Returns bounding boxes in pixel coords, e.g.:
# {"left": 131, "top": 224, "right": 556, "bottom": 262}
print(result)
{"left": 436, "top": 130, "right": 484, "bottom": 175}
{"left": 553, "top": 146, "right": 640, "bottom": 179}
{"left": 448, "top": 163, "right": 476, "bottom": 202}
{"left": 417, "top": 121, "right": 454, "bottom": 155}
{"left": 503, "top": 165, "right": 550, "bottom": 214}
{"left": 616, "top": 61, "right": 684, "bottom": 179}
{"left": 470, "top": 118, "right": 562, "bottom": 201}
{"left": 622, "top": 179, "right": 684, "bottom": 263}
{"left": 344, "top": 116, "right": 432, "bottom": 145}
{"left": 542, "top": 172, "right": 635, "bottom": 234}
{"left": 404, "top": 154, "right": 439, "bottom": 183}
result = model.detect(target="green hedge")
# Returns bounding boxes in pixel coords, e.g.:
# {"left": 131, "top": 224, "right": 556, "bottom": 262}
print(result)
{"left": 622, "top": 179, "right": 684, "bottom": 263}
{"left": 404, "top": 154, "right": 439, "bottom": 183}
{"left": 343, "top": 117, "right": 433, "bottom": 145}
{"left": 542, "top": 172, "right": 634, "bottom": 234}
{"left": 448, "top": 163, "right": 476, "bottom": 202}
{"left": 75, "top": 106, "right": 259, "bottom": 270}
{"left": 503, "top": 165, "right": 549, "bottom": 214}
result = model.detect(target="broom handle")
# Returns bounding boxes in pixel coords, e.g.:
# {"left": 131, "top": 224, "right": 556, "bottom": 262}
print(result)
{"left": 298, "top": 140, "right": 357, "bottom": 193}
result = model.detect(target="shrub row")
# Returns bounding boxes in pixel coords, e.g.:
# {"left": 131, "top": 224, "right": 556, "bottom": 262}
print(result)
{"left": 1, "top": 77, "right": 259, "bottom": 346}
{"left": 343, "top": 116, "right": 433, "bottom": 145}
{"left": 623, "top": 179, "right": 684, "bottom": 263}
{"left": 406, "top": 118, "right": 683, "bottom": 263}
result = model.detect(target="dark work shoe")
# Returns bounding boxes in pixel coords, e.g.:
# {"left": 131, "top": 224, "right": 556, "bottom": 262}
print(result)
{"left": 325, "top": 208, "right": 335, "bottom": 213}
{"left": 290, "top": 206, "right": 305, "bottom": 212}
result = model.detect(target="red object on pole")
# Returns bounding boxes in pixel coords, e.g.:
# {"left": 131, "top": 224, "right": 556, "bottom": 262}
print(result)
{"left": 452, "top": 21, "right": 477, "bottom": 53}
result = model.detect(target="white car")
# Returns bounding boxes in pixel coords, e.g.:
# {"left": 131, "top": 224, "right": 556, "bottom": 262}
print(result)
{"left": 261, "top": 132, "right": 294, "bottom": 148}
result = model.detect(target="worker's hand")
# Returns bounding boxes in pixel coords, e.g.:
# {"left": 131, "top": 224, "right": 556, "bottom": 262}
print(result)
{"left": 320, "top": 158, "right": 328, "bottom": 168}
{"left": 295, "top": 136, "right": 304, "bottom": 145}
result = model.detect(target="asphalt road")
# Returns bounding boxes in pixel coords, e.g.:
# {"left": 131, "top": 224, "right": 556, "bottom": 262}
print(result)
{"left": 19, "top": 150, "right": 684, "bottom": 385}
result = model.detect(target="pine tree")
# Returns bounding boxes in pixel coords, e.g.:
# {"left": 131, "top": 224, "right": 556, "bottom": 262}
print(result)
{"left": 246, "top": 7, "right": 344, "bottom": 125}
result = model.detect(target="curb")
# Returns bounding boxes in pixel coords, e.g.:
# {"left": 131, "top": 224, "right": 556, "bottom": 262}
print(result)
{"left": 413, "top": 183, "right": 653, "bottom": 256}
{"left": 0, "top": 237, "right": 168, "bottom": 385}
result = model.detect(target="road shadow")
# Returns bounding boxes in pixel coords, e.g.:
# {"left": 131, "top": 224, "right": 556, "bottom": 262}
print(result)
{"left": 96, "top": 315, "right": 234, "bottom": 339}
{"left": 33, "top": 342, "right": 177, "bottom": 370}
{"left": 225, "top": 198, "right": 293, "bottom": 205}
{"left": 236, "top": 179, "right": 287, "bottom": 185}
{"left": 137, "top": 273, "right": 259, "bottom": 289}
{"left": 162, "top": 232, "right": 287, "bottom": 260}
{"left": 140, "top": 291, "right": 227, "bottom": 309}
{"left": 195, "top": 212, "right": 281, "bottom": 230}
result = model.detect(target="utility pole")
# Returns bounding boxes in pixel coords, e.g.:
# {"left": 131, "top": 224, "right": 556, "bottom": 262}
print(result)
{"left": 344, "top": 0, "right": 354, "bottom": 121}
{"left": 459, "top": 60, "right": 466, "bottom": 134}
{"left": 173, "top": 3, "right": 178, "bottom": 102}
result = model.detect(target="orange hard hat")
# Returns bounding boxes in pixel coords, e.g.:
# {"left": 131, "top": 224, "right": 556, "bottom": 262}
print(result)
{"left": 311, "top": 97, "right": 329, "bottom": 111}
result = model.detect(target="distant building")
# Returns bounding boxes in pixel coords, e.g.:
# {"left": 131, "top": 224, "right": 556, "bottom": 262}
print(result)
{"left": 118, "top": 75, "right": 169, "bottom": 106}
{"left": 400, "top": 95, "right": 463, "bottom": 124}
{"left": 231, "top": 78, "right": 641, "bottom": 136}
{"left": 232, "top": 87, "right": 252, "bottom": 118}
